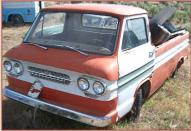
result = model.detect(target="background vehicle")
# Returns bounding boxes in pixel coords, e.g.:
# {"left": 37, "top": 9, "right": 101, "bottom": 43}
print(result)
{"left": 2, "top": 1, "right": 44, "bottom": 24}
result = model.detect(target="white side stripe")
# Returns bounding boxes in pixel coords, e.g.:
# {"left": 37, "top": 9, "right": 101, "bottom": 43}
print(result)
{"left": 154, "top": 39, "right": 189, "bottom": 69}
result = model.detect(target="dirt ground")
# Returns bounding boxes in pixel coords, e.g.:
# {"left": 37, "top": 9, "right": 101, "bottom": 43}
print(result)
{"left": 2, "top": 24, "right": 191, "bottom": 129}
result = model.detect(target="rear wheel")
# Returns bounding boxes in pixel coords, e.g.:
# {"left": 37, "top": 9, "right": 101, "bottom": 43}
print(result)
{"left": 129, "top": 89, "right": 143, "bottom": 121}
{"left": 10, "top": 15, "right": 24, "bottom": 25}
{"left": 171, "top": 59, "right": 184, "bottom": 78}
{"left": 171, "top": 67, "right": 178, "bottom": 78}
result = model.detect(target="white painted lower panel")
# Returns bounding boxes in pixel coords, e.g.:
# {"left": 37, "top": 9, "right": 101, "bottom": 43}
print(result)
{"left": 117, "top": 66, "right": 152, "bottom": 117}
{"left": 117, "top": 97, "right": 134, "bottom": 118}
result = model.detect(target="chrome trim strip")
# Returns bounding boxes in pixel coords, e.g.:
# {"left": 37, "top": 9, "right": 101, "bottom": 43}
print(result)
{"left": 118, "top": 65, "right": 153, "bottom": 92}
{"left": 118, "top": 59, "right": 154, "bottom": 87}
{"left": 154, "top": 39, "right": 189, "bottom": 69}
{"left": 3, "top": 86, "right": 112, "bottom": 127}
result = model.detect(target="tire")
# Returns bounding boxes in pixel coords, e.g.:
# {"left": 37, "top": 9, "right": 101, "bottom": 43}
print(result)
{"left": 171, "top": 60, "right": 183, "bottom": 78}
{"left": 129, "top": 89, "right": 143, "bottom": 121}
{"left": 12, "top": 15, "right": 24, "bottom": 25}
{"left": 171, "top": 67, "right": 178, "bottom": 78}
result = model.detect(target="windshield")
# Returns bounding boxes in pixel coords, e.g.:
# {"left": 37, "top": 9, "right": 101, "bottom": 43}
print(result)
{"left": 24, "top": 12, "right": 119, "bottom": 55}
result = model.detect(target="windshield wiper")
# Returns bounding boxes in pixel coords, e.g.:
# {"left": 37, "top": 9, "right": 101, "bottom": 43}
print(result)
{"left": 54, "top": 44, "right": 89, "bottom": 56}
{"left": 24, "top": 41, "right": 48, "bottom": 50}
{"left": 23, "top": 41, "right": 88, "bottom": 56}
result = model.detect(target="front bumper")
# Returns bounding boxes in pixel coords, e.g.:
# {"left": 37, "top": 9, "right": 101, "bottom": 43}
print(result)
{"left": 3, "top": 86, "right": 112, "bottom": 127}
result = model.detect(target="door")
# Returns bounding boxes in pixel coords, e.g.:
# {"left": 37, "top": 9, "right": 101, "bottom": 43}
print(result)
{"left": 118, "top": 14, "right": 155, "bottom": 79}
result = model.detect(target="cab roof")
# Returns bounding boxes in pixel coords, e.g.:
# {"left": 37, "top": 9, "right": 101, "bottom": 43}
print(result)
{"left": 42, "top": 3, "right": 147, "bottom": 16}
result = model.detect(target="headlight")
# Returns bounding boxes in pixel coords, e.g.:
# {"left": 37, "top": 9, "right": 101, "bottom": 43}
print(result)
{"left": 13, "top": 62, "right": 24, "bottom": 75}
{"left": 77, "top": 78, "right": 90, "bottom": 91}
{"left": 93, "top": 81, "right": 105, "bottom": 95}
{"left": 4, "top": 61, "right": 12, "bottom": 72}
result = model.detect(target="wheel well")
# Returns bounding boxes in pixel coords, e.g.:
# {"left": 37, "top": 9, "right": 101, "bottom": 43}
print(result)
{"left": 140, "top": 80, "right": 151, "bottom": 99}
{"left": 8, "top": 14, "right": 14, "bottom": 22}
{"left": 8, "top": 14, "right": 23, "bottom": 22}
{"left": 177, "top": 57, "right": 184, "bottom": 69}
{"left": 180, "top": 57, "right": 184, "bottom": 64}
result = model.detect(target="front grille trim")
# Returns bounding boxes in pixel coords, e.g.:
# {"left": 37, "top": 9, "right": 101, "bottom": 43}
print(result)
{"left": 28, "top": 66, "right": 71, "bottom": 85}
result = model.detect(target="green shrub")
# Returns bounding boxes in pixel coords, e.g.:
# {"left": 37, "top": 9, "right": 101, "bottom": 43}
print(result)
{"left": 121, "top": 2, "right": 190, "bottom": 32}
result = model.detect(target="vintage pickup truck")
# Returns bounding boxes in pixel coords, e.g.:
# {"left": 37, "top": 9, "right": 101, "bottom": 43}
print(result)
{"left": 3, "top": 4, "right": 189, "bottom": 127}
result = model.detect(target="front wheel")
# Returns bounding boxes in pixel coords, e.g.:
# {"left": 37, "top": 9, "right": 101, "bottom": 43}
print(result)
{"left": 129, "top": 89, "right": 143, "bottom": 121}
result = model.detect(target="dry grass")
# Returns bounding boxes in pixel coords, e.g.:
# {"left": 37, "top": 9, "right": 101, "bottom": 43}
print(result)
{"left": 2, "top": 24, "right": 190, "bottom": 129}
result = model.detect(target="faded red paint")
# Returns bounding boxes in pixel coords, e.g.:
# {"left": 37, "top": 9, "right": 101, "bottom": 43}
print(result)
{"left": 4, "top": 44, "right": 119, "bottom": 81}
{"left": 7, "top": 76, "right": 118, "bottom": 121}
{"left": 151, "top": 45, "right": 189, "bottom": 94}
{"left": 42, "top": 4, "right": 147, "bottom": 17}
{"left": 155, "top": 33, "right": 189, "bottom": 57}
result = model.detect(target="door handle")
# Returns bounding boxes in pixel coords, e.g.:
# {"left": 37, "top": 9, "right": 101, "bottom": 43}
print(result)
{"left": 149, "top": 51, "right": 154, "bottom": 57}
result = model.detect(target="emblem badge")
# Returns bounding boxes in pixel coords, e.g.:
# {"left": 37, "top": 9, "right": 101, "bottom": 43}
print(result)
{"left": 27, "top": 80, "right": 43, "bottom": 98}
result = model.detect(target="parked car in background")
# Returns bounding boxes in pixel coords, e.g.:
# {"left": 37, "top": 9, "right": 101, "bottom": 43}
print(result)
{"left": 2, "top": 1, "right": 44, "bottom": 24}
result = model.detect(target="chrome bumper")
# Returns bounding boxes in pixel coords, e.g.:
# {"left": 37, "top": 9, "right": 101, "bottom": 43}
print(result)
{"left": 3, "top": 86, "right": 112, "bottom": 127}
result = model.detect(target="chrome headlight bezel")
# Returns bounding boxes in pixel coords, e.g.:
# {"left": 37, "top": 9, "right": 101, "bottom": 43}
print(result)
{"left": 3, "top": 60, "right": 12, "bottom": 72}
{"left": 93, "top": 81, "right": 106, "bottom": 95}
{"left": 12, "top": 61, "right": 24, "bottom": 76}
{"left": 3, "top": 59, "right": 24, "bottom": 76}
{"left": 77, "top": 77, "right": 90, "bottom": 91}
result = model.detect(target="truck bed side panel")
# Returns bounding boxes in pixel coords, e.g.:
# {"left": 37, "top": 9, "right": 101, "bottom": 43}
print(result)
{"left": 155, "top": 33, "right": 189, "bottom": 57}
{"left": 151, "top": 33, "right": 189, "bottom": 94}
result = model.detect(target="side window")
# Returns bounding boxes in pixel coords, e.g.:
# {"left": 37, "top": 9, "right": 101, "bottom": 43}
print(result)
{"left": 122, "top": 17, "right": 148, "bottom": 50}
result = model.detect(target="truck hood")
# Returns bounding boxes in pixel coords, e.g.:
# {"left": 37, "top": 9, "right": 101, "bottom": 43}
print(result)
{"left": 4, "top": 44, "right": 119, "bottom": 81}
